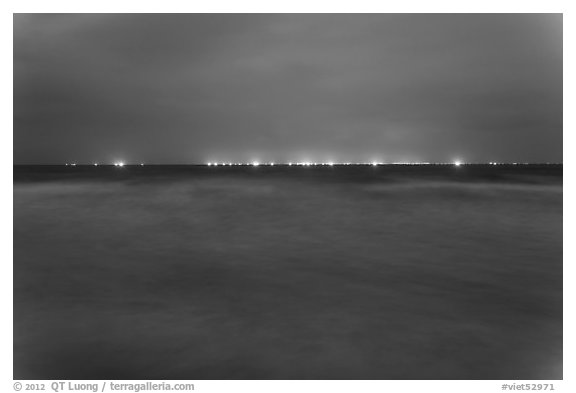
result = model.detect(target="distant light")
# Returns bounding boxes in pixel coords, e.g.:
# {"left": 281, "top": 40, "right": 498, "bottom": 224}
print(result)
{"left": 288, "top": 162, "right": 292, "bottom": 166}
{"left": 140, "top": 163, "right": 144, "bottom": 166}
{"left": 252, "top": 161, "right": 260, "bottom": 167}
{"left": 71, "top": 163, "right": 77, "bottom": 166}
{"left": 94, "top": 163, "right": 98, "bottom": 166}
{"left": 114, "top": 162, "right": 124, "bottom": 167}
{"left": 270, "top": 162, "right": 275, "bottom": 166}
{"left": 372, "top": 161, "right": 378, "bottom": 166}
{"left": 328, "top": 162, "right": 334, "bottom": 166}
{"left": 454, "top": 160, "right": 461, "bottom": 167}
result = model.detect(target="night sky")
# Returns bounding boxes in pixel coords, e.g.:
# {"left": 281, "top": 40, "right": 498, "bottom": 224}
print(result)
{"left": 13, "top": 14, "right": 562, "bottom": 164}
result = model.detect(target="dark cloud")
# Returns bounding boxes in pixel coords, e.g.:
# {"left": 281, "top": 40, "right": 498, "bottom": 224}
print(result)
{"left": 14, "top": 14, "right": 562, "bottom": 164}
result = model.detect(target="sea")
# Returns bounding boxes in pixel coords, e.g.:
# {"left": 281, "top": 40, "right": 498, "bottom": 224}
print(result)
{"left": 13, "top": 164, "right": 563, "bottom": 379}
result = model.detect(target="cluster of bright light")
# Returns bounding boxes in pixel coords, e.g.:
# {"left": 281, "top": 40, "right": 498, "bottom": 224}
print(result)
{"left": 294, "top": 162, "right": 349, "bottom": 166}
{"left": 62, "top": 160, "right": 556, "bottom": 167}
{"left": 207, "top": 162, "right": 248, "bottom": 166}
{"left": 391, "top": 162, "right": 432, "bottom": 165}
{"left": 59, "top": 160, "right": 513, "bottom": 167}
{"left": 62, "top": 160, "right": 557, "bottom": 167}
{"left": 203, "top": 161, "right": 449, "bottom": 166}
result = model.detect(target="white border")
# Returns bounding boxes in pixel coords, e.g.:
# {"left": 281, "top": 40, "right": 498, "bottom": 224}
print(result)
{"left": 4, "top": 1, "right": 571, "bottom": 13}
{"left": 4, "top": 2, "right": 572, "bottom": 392}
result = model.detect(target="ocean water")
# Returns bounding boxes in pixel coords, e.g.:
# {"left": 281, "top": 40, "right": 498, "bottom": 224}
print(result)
{"left": 13, "top": 165, "right": 563, "bottom": 379}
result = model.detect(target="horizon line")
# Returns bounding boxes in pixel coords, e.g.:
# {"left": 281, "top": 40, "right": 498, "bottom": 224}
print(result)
{"left": 13, "top": 162, "right": 563, "bottom": 166}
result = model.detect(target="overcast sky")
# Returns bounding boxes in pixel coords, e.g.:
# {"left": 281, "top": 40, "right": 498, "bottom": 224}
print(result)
{"left": 13, "top": 14, "right": 562, "bottom": 164}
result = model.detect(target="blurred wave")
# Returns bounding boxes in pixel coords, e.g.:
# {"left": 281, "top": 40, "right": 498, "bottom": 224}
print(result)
{"left": 13, "top": 166, "right": 562, "bottom": 379}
